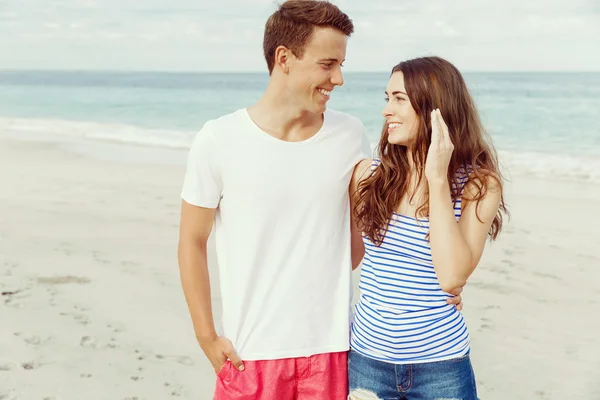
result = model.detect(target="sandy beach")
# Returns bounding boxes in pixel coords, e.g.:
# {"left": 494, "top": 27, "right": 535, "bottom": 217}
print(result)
{"left": 1, "top": 133, "right": 598, "bottom": 400}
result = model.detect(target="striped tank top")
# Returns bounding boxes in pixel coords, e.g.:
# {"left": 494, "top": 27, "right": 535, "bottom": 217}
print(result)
{"left": 350, "top": 160, "right": 471, "bottom": 364}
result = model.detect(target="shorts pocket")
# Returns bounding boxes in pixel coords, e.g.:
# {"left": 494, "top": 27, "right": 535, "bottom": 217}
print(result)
{"left": 217, "top": 360, "right": 232, "bottom": 382}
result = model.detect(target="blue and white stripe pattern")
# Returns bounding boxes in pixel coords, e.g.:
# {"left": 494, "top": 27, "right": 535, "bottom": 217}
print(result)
{"left": 350, "top": 160, "right": 471, "bottom": 364}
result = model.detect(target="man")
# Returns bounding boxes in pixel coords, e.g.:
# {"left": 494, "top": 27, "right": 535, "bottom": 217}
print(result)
{"left": 178, "top": 1, "right": 462, "bottom": 399}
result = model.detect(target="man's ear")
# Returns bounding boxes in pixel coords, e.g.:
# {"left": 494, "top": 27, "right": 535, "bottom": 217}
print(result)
{"left": 274, "top": 45, "right": 291, "bottom": 74}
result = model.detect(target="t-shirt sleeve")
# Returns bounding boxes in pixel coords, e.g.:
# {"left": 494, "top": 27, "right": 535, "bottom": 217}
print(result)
{"left": 352, "top": 119, "right": 372, "bottom": 166}
{"left": 180, "top": 121, "right": 222, "bottom": 208}
{"left": 360, "top": 124, "right": 373, "bottom": 159}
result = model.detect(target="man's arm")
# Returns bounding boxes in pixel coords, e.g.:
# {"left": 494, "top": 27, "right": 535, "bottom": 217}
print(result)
{"left": 350, "top": 159, "right": 371, "bottom": 270}
{"left": 177, "top": 200, "right": 244, "bottom": 373}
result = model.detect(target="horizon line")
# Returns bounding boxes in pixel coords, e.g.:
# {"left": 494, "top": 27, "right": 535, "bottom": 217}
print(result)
{"left": 1, "top": 68, "right": 600, "bottom": 74}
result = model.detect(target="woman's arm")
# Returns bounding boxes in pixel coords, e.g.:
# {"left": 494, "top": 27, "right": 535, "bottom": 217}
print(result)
{"left": 428, "top": 177, "right": 502, "bottom": 292}
{"left": 426, "top": 109, "right": 502, "bottom": 292}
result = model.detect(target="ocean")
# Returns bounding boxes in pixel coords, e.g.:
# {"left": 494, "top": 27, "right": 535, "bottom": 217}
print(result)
{"left": 1, "top": 71, "right": 599, "bottom": 183}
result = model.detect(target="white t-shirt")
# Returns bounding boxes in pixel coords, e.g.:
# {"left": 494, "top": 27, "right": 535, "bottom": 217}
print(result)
{"left": 181, "top": 108, "right": 370, "bottom": 361}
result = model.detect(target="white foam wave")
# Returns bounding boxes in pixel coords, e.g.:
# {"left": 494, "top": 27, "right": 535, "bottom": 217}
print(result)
{"left": 498, "top": 150, "right": 600, "bottom": 184}
{"left": 1, "top": 117, "right": 599, "bottom": 184}
{"left": 0, "top": 117, "right": 193, "bottom": 149}
{"left": 366, "top": 141, "right": 600, "bottom": 184}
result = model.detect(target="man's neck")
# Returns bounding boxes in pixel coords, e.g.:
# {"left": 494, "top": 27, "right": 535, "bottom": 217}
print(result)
{"left": 246, "top": 82, "right": 324, "bottom": 142}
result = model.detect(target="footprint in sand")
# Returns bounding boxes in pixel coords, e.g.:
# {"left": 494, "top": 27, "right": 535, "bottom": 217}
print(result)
{"left": 92, "top": 251, "right": 110, "bottom": 265}
{"left": 0, "top": 362, "right": 17, "bottom": 371}
{"left": 492, "top": 266, "right": 509, "bottom": 275}
{"left": 80, "top": 336, "right": 98, "bottom": 349}
{"left": 2, "top": 288, "right": 28, "bottom": 308}
{"left": 2, "top": 262, "right": 18, "bottom": 277}
{"left": 54, "top": 241, "right": 75, "bottom": 256}
{"left": 155, "top": 354, "right": 195, "bottom": 366}
{"left": 37, "top": 276, "right": 90, "bottom": 285}
{"left": 533, "top": 271, "right": 559, "bottom": 280}
{"left": 107, "top": 323, "right": 124, "bottom": 333}
{"left": 475, "top": 380, "right": 491, "bottom": 395}
{"left": 121, "top": 261, "right": 141, "bottom": 266}
{"left": 21, "top": 361, "right": 37, "bottom": 370}
{"left": 500, "top": 259, "right": 514, "bottom": 267}
{"left": 535, "top": 390, "right": 550, "bottom": 399}
{"left": 121, "top": 261, "right": 143, "bottom": 275}
{"left": 106, "top": 337, "right": 118, "bottom": 349}
{"left": 502, "top": 248, "right": 524, "bottom": 256}
{"left": 1, "top": 289, "right": 21, "bottom": 298}
{"left": 14, "top": 332, "right": 44, "bottom": 346}
{"left": 45, "top": 285, "right": 59, "bottom": 297}
{"left": 133, "top": 349, "right": 146, "bottom": 361}
{"left": 59, "top": 311, "right": 90, "bottom": 326}
{"left": 168, "top": 384, "right": 184, "bottom": 397}
{"left": 483, "top": 305, "right": 500, "bottom": 310}
{"left": 176, "top": 356, "right": 194, "bottom": 366}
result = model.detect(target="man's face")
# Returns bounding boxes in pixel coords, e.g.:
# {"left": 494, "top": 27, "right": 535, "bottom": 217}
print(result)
{"left": 285, "top": 27, "right": 347, "bottom": 114}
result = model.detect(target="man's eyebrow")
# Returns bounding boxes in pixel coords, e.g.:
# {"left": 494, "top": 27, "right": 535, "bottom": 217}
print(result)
{"left": 385, "top": 90, "right": 408, "bottom": 96}
{"left": 319, "top": 58, "right": 344, "bottom": 63}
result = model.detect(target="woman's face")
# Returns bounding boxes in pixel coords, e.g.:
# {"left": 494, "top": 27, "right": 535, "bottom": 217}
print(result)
{"left": 382, "top": 71, "right": 419, "bottom": 146}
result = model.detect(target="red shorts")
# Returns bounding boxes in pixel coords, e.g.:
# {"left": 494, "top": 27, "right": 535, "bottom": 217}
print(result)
{"left": 214, "top": 351, "right": 348, "bottom": 400}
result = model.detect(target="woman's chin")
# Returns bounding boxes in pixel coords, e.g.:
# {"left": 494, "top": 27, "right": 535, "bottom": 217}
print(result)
{"left": 387, "top": 136, "right": 408, "bottom": 146}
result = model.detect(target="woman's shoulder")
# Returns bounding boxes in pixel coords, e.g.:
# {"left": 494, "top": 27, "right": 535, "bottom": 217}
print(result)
{"left": 352, "top": 158, "right": 374, "bottom": 186}
{"left": 458, "top": 165, "right": 503, "bottom": 200}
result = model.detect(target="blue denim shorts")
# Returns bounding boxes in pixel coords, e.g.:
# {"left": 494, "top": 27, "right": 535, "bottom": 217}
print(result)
{"left": 348, "top": 350, "right": 478, "bottom": 400}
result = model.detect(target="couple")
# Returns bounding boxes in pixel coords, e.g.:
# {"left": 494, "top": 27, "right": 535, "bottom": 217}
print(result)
{"left": 178, "top": 1, "right": 507, "bottom": 399}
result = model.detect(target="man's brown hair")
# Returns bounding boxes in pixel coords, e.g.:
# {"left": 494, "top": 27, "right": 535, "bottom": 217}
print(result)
{"left": 263, "top": 0, "right": 354, "bottom": 74}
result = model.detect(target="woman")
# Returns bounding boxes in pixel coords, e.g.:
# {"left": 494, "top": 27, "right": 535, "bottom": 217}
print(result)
{"left": 348, "top": 56, "right": 508, "bottom": 399}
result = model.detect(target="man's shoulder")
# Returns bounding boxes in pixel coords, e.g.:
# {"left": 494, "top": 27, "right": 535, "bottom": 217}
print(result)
{"left": 326, "top": 108, "right": 364, "bottom": 132}
{"left": 189, "top": 109, "right": 246, "bottom": 152}
{"left": 325, "top": 109, "right": 371, "bottom": 158}
{"left": 200, "top": 108, "right": 246, "bottom": 133}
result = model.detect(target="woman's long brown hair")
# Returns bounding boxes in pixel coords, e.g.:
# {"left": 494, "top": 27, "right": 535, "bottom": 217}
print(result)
{"left": 355, "top": 56, "right": 508, "bottom": 246}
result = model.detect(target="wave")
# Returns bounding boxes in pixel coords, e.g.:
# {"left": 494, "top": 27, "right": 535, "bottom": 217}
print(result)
{"left": 2, "top": 117, "right": 599, "bottom": 184}
{"left": 0, "top": 116, "right": 193, "bottom": 149}
{"left": 498, "top": 150, "right": 600, "bottom": 184}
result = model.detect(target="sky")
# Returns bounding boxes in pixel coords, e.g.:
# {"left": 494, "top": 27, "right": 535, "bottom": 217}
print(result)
{"left": 1, "top": 0, "right": 598, "bottom": 72}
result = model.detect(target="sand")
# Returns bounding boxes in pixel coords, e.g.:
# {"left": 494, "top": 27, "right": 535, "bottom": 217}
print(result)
{"left": 0, "top": 133, "right": 598, "bottom": 399}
